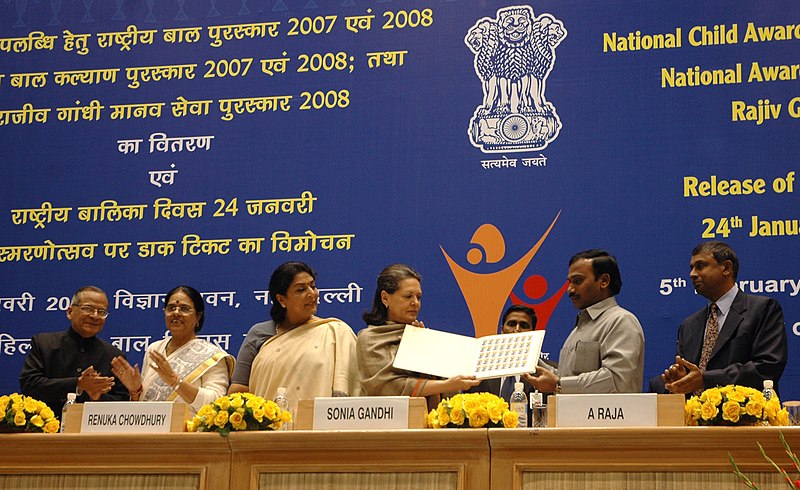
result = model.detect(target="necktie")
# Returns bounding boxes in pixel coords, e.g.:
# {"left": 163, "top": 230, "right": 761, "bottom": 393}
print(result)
{"left": 698, "top": 303, "right": 719, "bottom": 371}
{"left": 500, "top": 376, "right": 515, "bottom": 403}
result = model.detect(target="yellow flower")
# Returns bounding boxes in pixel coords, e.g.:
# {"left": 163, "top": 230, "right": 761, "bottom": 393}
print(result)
{"left": 40, "top": 406, "right": 54, "bottom": 420}
{"left": 30, "top": 415, "right": 44, "bottom": 427}
{"left": 427, "top": 409, "right": 440, "bottom": 428}
{"left": 700, "top": 401, "right": 719, "bottom": 421}
{"left": 469, "top": 407, "right": 489, "bottom": 428}
{"left": 450, "top": 407, "right": 465, "bottom": 426}
{"left": 229, "top": 412, "right": 246, "bottom": 430}
{"left": 230, "top": 395, "right": 244, "bottom": 409}
{"left": 764, "top": 398, "right": 781, "bottom": 419}
{"left": 246, "top": 397, "right": 261, "bottom": 409}
{"left": 436, "top": 405, "right": 450, "bottom": 426}
{"left": 279, "top": 411, "right": 291, "bottom": 423}
{"left": 727, "top": 389, "right": 746, "bottom": 403}
{"left": 722, "top": 400, "right": 742, "bottom": 423}
{"left": 462, "top": 396, "right": 479, "bottom": 412}
{"left": 215, "top": 396, "right": 231, "bottom": 411}
{"left": 775, "top": 408, "right": 790, "bottom": 426}
{"left": 197, "top": 405, "right": 215, "bottom": 418}
{"left": 486, "top": 400, "right": 505, "bottom": 424}
{"left": 44, "top": 419, "right": 60, "bottom": 433}
{"left": 264, "top": 402, "right": 277, "bottom": 420}
{"left": 502, "top": 410, "right": 519, "bottom": 428}
{"left": 703, "top": 388, "right": 722, "bottom": 406}
{"left": 252, "top": 408, "right": 265, "bottom": 423}
{"left": 745, "top": 399, "right": 764, "bottom": 418}
{"left": 14, "top": 411, "right": 26, "bottom": 426}
{"left": 214, "top": 411, "right": 229, "bottom": 428}
{"left": 23, "top": 397, "right": 39, "bottom": 413}
{"left": 186, "top": 419, "right": 197, "bottom": 432}
{"left": 685, "top": 397, "right": 702, "bottom": 421}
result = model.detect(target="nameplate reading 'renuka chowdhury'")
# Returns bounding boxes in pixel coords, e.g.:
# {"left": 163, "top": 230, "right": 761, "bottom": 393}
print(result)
{"left": 79, "top": 401, "right": 176, "bottom": 433}
{"left": 312, "top": 396, "right": 410, "bottom": 430}
{"left": 555, "top": 393, "right": 658, "bottom": 427}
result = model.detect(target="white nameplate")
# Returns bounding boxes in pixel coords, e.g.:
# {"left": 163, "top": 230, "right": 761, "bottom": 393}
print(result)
{"left": 555, "top": 393, "right": 657, "bottom": 427}
{"left": 80, "top": 401, "right": 175, "bottom": 433}
{"left": 313, "top": 397, "right": 410, "bottom": 430}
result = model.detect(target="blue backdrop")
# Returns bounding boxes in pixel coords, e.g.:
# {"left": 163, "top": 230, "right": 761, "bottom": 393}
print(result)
{"left": 1, "top": 0, "right": 797, "bottom": 400}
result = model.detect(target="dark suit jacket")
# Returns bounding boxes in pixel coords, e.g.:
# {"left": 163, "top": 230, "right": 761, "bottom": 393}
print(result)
{"left": 19, "top": 328, "right": 130, "bottom": 415}
{"left": 677, "top": 291, "right": 788, "bottom": 393}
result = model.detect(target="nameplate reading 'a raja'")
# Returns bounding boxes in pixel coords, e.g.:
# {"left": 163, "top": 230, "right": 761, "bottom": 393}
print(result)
{"left": 554, "top": 393, "right": 658, "bottom": 427}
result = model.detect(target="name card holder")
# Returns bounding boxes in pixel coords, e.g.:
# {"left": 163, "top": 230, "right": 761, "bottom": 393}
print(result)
{"left": 547, "top": 393, "right": 685, "bottom": 427}
{"left": 295, "top": 396, "right": 427, "bottom": 430}
{"left": 63, "top": 401, "right": 188, "bottom": 433}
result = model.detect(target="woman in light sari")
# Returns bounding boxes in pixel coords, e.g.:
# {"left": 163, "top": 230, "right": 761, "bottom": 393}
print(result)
{"left": 111, "top": 286, "right": 234, "bottom": 415}
{"left": 247, "top": 262, "right": 358, "bottom": 415}
{"left": 357, "top": 264, "right": 479, "bottom": 409}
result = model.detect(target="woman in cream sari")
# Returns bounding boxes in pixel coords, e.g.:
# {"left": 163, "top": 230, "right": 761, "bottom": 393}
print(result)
{"left": 112, "top": 286, "right": 234, "bottom": 415}
{"left": 357, "top": 264, "right": 479, "bottom": 409}
{"left": 248, "top": 262, "right": 358, "bottom": 415}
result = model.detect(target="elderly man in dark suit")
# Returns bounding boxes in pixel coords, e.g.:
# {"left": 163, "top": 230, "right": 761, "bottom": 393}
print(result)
{"left": 661, "top": 241, "right": 788, "bottom": 394}
{"left": 20, "top": 286, "right": 129, "bottom": 416}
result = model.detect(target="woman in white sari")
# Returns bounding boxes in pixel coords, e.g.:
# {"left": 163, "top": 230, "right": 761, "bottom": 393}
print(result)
{"left": 111, "top": 286, "right": 234, "bottom": 415}
{"left": 248, "top": 262, "right": 359, "bottom": 415}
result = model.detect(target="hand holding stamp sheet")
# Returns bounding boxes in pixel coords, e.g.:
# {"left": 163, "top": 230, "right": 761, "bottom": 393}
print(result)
{"left": 392, "top": 325, "right": 545, "bottom": 379}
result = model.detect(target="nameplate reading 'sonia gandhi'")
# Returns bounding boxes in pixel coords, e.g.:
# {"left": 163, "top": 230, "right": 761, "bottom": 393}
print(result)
{"left": 312, "top": 397, "right": 411, "bottom": 430}
{"left": 554, "top": 394, "right": 658, "bottom": 427}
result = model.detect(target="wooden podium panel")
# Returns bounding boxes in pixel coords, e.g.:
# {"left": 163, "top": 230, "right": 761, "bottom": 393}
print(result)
{"left": 489, "top": 426, "right": 800, "bottom": 490}
{"left": 228, "top": 429, "right": 490, "bottom": 490}
{"left": 0, "top": 433, "right": 230, "bottom": 490}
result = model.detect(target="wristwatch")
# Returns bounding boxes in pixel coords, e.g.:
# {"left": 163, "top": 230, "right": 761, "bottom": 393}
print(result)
{"left": 555, "top": 378, "right": 562, "bottom": 394}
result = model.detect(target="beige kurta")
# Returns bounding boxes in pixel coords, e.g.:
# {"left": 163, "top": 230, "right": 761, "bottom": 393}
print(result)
{"left": 249, "top": 317, "right": 359, "bottom": 415}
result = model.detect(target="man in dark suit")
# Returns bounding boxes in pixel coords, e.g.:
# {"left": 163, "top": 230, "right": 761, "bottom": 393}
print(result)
{"left": 469, "top": 305, "right": 539, "bottom": 405}
{"left": 20, "top": 286, "right": 129, "bottom": 415}
{"left": 661, "top": 241, "right": 788, "bottom": 394}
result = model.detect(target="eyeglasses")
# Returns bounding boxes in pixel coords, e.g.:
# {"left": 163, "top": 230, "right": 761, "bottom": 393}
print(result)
{"left": 164, "top": 304, "right": 194, "bottom": 314}
{"left": 74, "top": 304, "right": 109, "bottom": 318}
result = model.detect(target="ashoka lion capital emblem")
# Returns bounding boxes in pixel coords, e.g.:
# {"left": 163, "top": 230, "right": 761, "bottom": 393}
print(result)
{"left": 465, "top": 5, "right": 567, "bottom": 152}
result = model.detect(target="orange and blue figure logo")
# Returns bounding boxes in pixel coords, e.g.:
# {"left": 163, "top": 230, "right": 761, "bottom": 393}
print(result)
{"left": 441, "top": 212, "right": 568, "bottom": 338}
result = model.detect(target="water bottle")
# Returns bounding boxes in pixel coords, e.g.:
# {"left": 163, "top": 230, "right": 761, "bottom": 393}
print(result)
{"left": 510, "top": 382, "right": 528, "bottom": 428}
{"left": 763, "top": 380, "right": 776, "bottom": 401}
{"left": 274, "top": 387, "right": 289, "bottom": 431}
{"left": 60, "top": 392, "right": 77, "bottom": 433}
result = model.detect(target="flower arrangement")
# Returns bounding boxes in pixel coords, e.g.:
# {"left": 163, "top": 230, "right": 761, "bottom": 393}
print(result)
{"left": 186, "top": 392, "right": 291, "bottom": 436}
{"left": 0, "top": 393, "right": 60, "bottom": 433}
{"left": 427, "top": 392, "right": 519, "bottom": 429}
{"left": 684, "top": 385, "right": 789, "bottom": 426}
{"left": 729, "top": 432, "right": 800, "bottom": 489}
